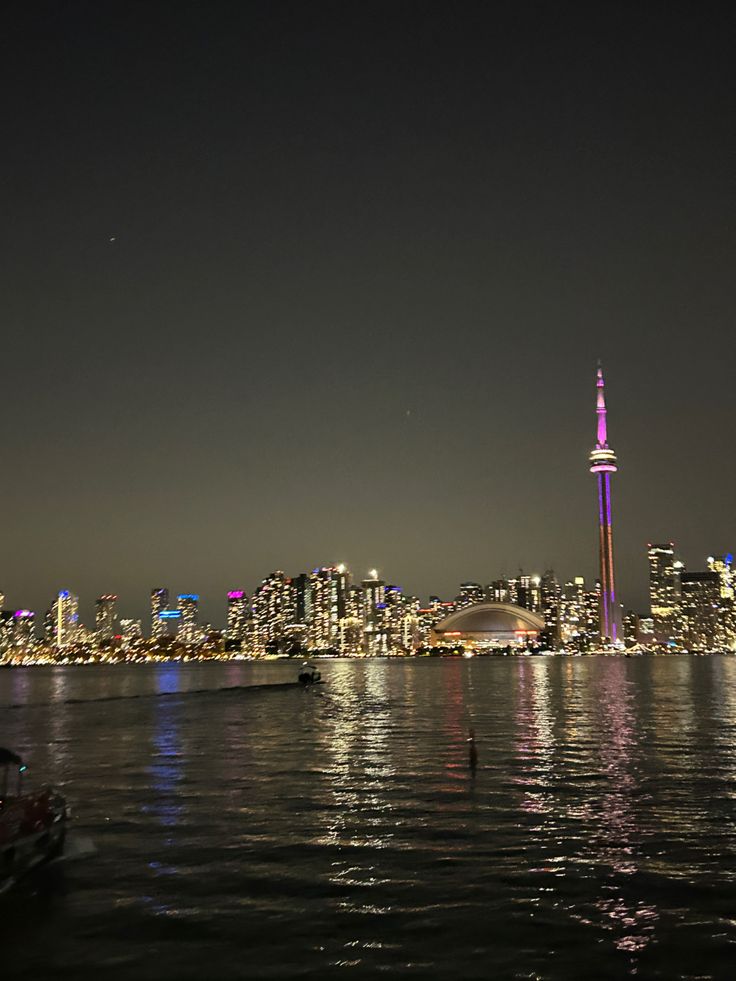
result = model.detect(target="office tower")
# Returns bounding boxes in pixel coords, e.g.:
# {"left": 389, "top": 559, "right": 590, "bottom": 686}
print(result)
{"left": 707, "top": 554, "right": 735, "bottom": 645}
{"left": 178, "top": 594, "right": 199, "bottom": 645}
{"left": 589, "top": 363, "right": 621, "bottom": 643}
{"left": 648, "top": 544, "right": 681, "bottom": 643}
{"left": 251, "top": 572, "right": 294, "bottom": 654}
{"left": 292, "top": 574, "right": 311, "bottom": 626}
{"left": 339, "top": 584, "right": 365, "bottom": 655}
{"left": 226, "top": 590, "right": 249, "bottom": 646}
{"left": 540, "top": 569, "right": 561, "bottom": 644}
{"left": 516, "top": 575, "right": 542, "bottom": 613}
{"left": 457, "top": 582, "right": 484, "bottom": 608}
{"left": 51, "top": 590, "right": 79, "bottom": 647}
{"left": 309, "top": 565, "right": 350, "bottom": 650}
{"left": 151, "top": 587, "right": 169, "bottom": 638}
{"left": 362, "top": 571, "right": 387, "bottom": 656}
{"left": 680, "top": 572, "right": 724, "bottom": 650}
{"left": 11, "top": 611, "right": 35, "bottom": 649}
{"left": 120, "top": 618, "right": 143, "bottom": 649}
{"left": 95, "top": 594, "right": 118, "bottom": 642}
{"left": 487, "top": 579, "right": 510, "bottom": 603}
{"left": 707, "top": 554, "right": 734, "bottom": 599}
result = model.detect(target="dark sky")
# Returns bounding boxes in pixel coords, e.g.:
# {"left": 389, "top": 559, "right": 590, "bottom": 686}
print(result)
{"left": 2, "top": 1, "right": 734, "bottom": 627}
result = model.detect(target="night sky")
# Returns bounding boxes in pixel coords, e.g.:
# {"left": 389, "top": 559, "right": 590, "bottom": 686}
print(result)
{"left": 2, "top": 1, "right": 734, "bottom": 627}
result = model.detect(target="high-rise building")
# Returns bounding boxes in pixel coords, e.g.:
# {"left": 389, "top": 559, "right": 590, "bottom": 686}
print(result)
{"left": 11, "top": 610, "right": 35, "bottom": 650}
{"left": 707, "top": 554, "right": 734, "bottom": 600}
{"left": 251, "top": 572, "right": 294, "bottom": 654}
{"left": 226, "top": 590, "right": 249, "bottom": 647}
{"left": 517, "top": 575, "right": 542, "bottom": 613}
{"left": 95, "top": 594, "right": 118, "bottom": 642}
{"left": 680, "top": 572, "right": 724, "bottom": 650}
{"left": 309, "top": 565, "right": 351, "bottom": 650}
{"left": 648, "top": 544, "right": 681, "bottom": 643}
{"left": 457, "top": 582, "right": 484, "bottom": 608}
{"left": 51, "top": 590, "right": 79, "bottom": 647}
{"left": 362, "top": 570, "right": 387, "bottom": 656}
{"left": 589, "top": 363, "right": 621, "bottom": 643}
{"left": 120, "top": 618, "right": 143, "bottom": 650}
{"left": 150, "top": 587, "right": 169, "bottom": 638}
{"left": 178, "top": 594, "right": 199, "bottom": 645}
{"left": 487, "top": 579, "right": 511, "bottom": 604}
{"left": 540, "top": 569, "right": 561, "bottom": 644}
{"left": 292, "top": 574, "right": 311, "bottom": 626}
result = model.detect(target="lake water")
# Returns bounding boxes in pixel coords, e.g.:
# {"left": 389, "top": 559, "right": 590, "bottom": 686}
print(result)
{"left": 2, "top": 656, "right": 736, "bottom": 979}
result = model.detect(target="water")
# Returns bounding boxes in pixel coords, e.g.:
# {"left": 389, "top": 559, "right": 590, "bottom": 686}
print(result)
{"left": 2, "top": 656, "right": 736, "bottom": 979}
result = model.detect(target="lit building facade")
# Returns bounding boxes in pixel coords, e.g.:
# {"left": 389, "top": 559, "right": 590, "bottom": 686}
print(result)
{"left": 648, "top": 543, "right": 681, "bottom": 644}
{"left": 151, "top": 587, "right": 169, "bottom": 639}
{"left": 680, "top": 572, "right": 724, "bottom": 650}
{"left": 251, "top": 571, "right": 294, "bottom": 654}
{"left": 95, "top": 594, "right": 118, "bottom": 642}
{"left": 226, "top": 590, "right": 249, "bottom": 647}
{"left": 11, "top": 610, "right": 35, "bottom": 650}
{"left": 178, "top": 594, "right": 200, "bottom": 645}
{"left": 51, "top": 590, "right": 79, "bottom": 647}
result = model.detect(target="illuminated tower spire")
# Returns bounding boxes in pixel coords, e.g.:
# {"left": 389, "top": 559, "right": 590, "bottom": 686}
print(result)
{"left": 589, "top": 362, "right": 620, "bottom": 643}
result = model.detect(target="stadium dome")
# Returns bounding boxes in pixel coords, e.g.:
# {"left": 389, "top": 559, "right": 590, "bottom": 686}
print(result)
{"left": 430, "top": 602, "right": 545, "bottom": 648}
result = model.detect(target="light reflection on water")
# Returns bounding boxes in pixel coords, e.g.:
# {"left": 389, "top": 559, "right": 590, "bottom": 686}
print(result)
{"left": 1, "top": 657, "right": 736, "bottom": 980}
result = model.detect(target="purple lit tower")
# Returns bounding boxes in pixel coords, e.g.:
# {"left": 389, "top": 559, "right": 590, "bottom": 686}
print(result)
{"left": 589, "top": 363, "right": 621, "bottom": 643}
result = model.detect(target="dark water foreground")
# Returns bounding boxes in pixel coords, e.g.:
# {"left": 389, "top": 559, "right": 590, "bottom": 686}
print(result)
{"left": 2, "top": 657, "right": 736, "bottom": 980}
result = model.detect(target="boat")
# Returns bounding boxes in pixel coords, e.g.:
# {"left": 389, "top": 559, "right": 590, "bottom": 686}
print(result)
{"left": 0, "top": 748, "right": 68, "bottom": 893}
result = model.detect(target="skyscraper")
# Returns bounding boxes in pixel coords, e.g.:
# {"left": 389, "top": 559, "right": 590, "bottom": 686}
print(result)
{"left": 648, "top": 544, "right": 681, "bottom": 643}
{"left": 226, "top": 590, "right": 249, "bottom": 647}
{"left": 589, "top": 363, "right": 620, "bottom": 644}
{"left": 52, "top": 590, "right": 79, "bottom": 647}
{"left": 178, "top": 594, "right": 199, "bottom": 645}
{"left": 95, "top": 594, "right": 118, "bottom": 642}
{"left": 150, "top": 587, "right": 169, "bottom": 638}
{"left": 680, "top": 572, "right": 723, "bottom": 650}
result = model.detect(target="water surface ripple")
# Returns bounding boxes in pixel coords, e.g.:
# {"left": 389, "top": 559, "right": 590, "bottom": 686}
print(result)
{"left": 2, "top": 657, "right": 736, "bottom": 979}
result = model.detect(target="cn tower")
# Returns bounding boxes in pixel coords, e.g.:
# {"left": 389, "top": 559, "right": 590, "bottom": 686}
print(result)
{"left": 589, "top": 363, "right": 620, "bottom": 643}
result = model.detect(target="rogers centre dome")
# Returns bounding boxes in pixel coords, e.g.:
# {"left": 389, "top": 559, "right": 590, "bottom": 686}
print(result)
{"left": 430, "top": 602, "right": 545, "bottom": 648}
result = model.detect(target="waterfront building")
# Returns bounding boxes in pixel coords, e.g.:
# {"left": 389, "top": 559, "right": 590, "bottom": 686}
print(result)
{"left": 95, "top": 594, "right": 118, "bottom": 642}
{"left": 516, "top": 575, "right": 542, "bottom": 613}
{"left": 383, "top": 585, "right": 418, "bottom": 653}
{"left": 707, "top": 554, "right": 734, "bottom": 599}
{"left": 120, "top": 618, "right": 143, "bottom": 650}
{"left": 680, "top": 572, "right": 725, "bottom": 650}
{"left": 226, "top": 590, "right": 249, "bottom": 647}
{"left": 309, "top": 565, "right": 349, "bottom": 650}
{"left": 431, "top": 602, "right": 545, "bottom": 650}
{"left": 11, "top": 610, "right": 35, "bottom": 650}
{"left": 487, "top": 579, "right": 511, "bottom": 603}
{"left": 540, "top": 569, "right": 561, "bottom": 645}
{"left": 178, "top": 594, "right": 200, "bottom": 645}
{"left": 339, "top": 584, "right": 364, "bottom": 655}
{"left": 292, "top": 573, "right": 312, "bottom": 626}
{"left": 157, "top": 609, "right": 182, "bottom": 637}
{"left": 457, "top": 582, "right": 485, "bottom": 608}
{"left": 0, "top": 611, "right": 14, "bottom": 657}
{"left": 362, "top": 571, "right": 387, "bottom": 656}
{"left": 251, "top": 571, "right": 294, "bottom": 654}
{"left": 150, "top": 587, "right": 169, "bottom": 639}
{"left": 51, "top": 590, "right": 79, "bottom": 647}
{"left": 589, "top": 363, "right": 621, "bottom": 643}
{"left": 648, "top": 544, "right": 681, "bottom": 643}
{"left": 707, "top": 554, "right": 736, "bottom": 646}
